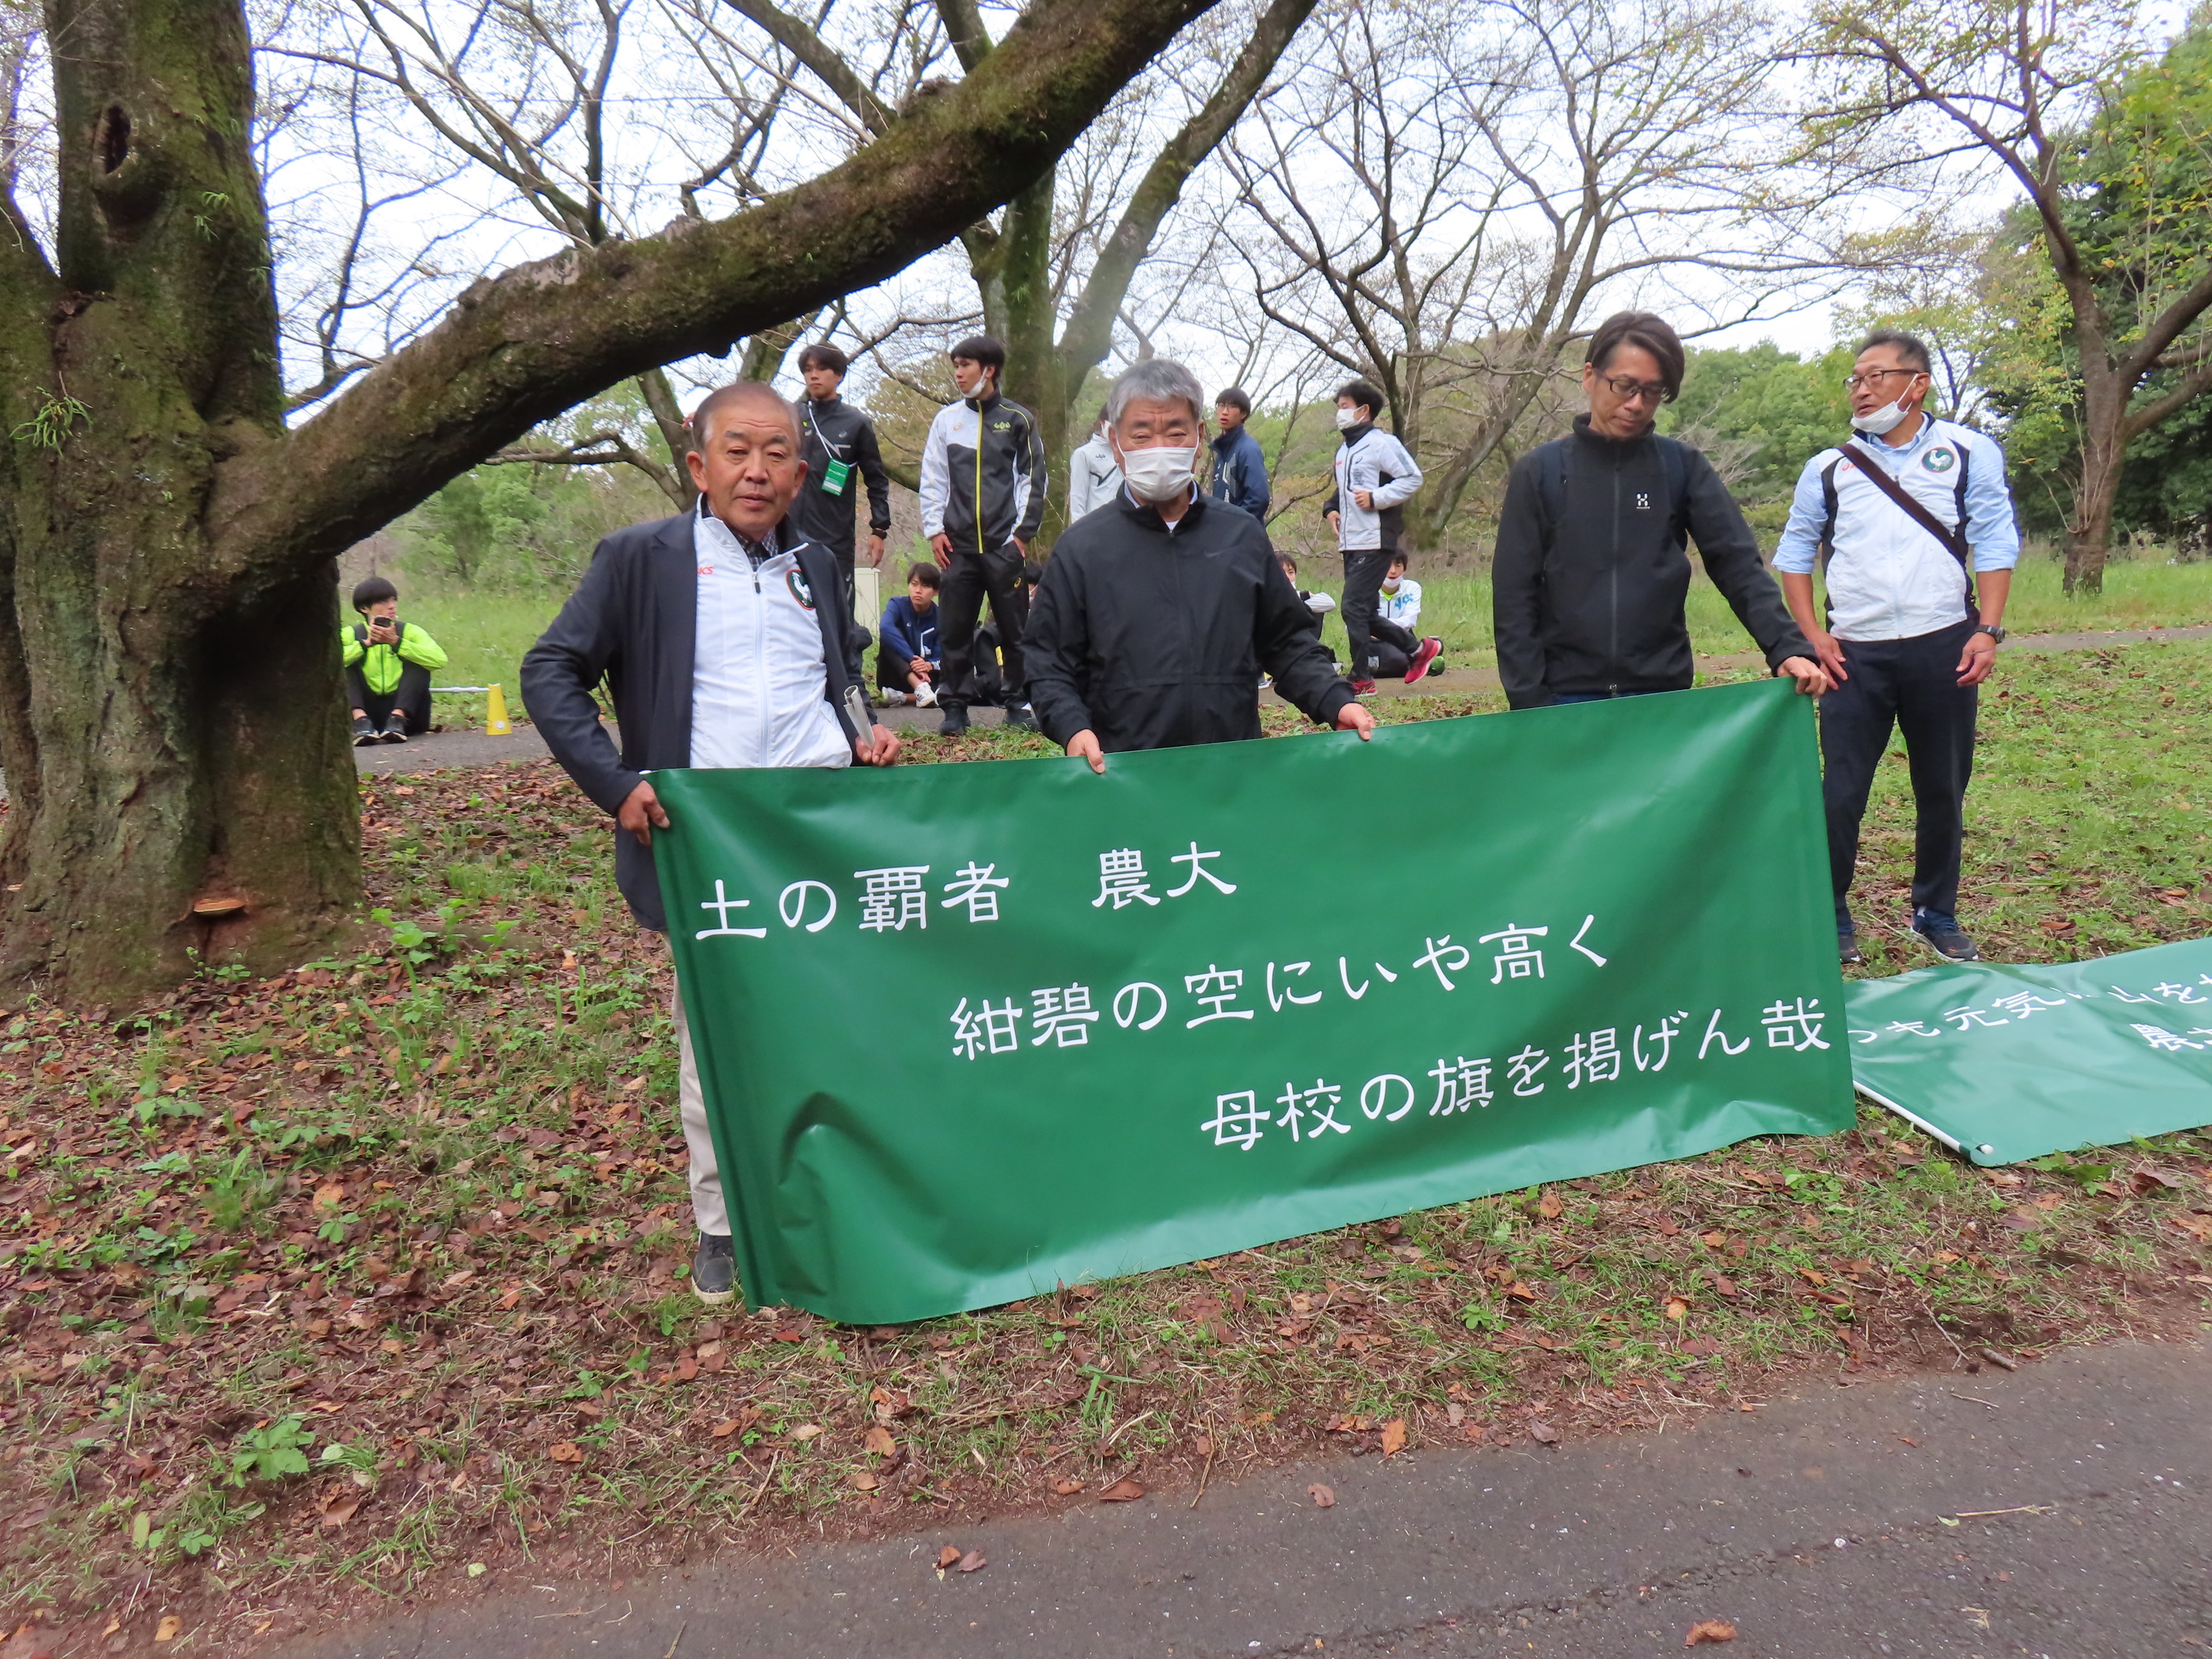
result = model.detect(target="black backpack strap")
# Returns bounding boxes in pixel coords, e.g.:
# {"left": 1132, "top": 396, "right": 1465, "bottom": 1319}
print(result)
{"left": 1655, "top": 435, "right": 1691, "bottom": 540}
{"left": 1535, "top": 440, "right": 1569, "bottom": 549}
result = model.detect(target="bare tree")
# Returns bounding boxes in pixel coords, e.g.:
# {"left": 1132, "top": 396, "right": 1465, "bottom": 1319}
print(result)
{"left": 0, "top": 0, "right": 1226, "bottom": 1005}
{"left": 722, "top": 0, "right": 1321, "bottom": 545}
{"left": 1231, "top": 0, "right": 1855, "bottom": 554}
{"left": 1795, "top": 0, "right": 2212, "bottom": 594}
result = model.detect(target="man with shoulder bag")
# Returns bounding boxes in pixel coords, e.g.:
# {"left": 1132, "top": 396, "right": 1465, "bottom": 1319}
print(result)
{"left": 1775, "top": 329, "right": 2020, "bottom": 966}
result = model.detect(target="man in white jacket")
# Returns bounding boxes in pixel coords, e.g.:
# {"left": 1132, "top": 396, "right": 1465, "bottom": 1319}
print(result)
{"left": 1322, "top": 380, "right": 1423, "bottom": 693}
{"left": 1065, "top": 405, "right": 1124, "bottom": 523}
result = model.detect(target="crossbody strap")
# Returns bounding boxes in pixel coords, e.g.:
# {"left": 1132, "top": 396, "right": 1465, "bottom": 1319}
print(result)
{"left": 1838, "top": 439, "right": 1975, "bottom": 611}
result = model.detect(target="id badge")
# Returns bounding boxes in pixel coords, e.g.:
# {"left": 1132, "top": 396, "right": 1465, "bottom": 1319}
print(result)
{"left": 822, "top": 457, "right": 852, "bottom": 497}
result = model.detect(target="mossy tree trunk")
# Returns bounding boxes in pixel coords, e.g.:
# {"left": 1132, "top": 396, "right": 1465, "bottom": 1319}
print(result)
{"left": 0, "top": 0, "right": 1224, "bottom": 1008}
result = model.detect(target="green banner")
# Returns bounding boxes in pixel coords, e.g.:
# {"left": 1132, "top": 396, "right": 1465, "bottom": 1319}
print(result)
{"left": 654, "top": 680, "right": 1852, "bottom": 1324}
{"left": 1845, "top": 938, "right": 2212, "bottom": 1165}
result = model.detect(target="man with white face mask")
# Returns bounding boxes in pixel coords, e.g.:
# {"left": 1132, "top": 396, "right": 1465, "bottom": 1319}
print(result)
{"left": 1775, "top": 329, "right": 2020, "bottom": 966}
{"left": 1025, "top": 358, "right": 1376, "bottom": 769}
{"left": 1321, "top": 381, "right": 1423, "bottom": 692}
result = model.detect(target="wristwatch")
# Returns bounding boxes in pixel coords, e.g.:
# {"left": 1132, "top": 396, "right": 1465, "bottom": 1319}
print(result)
{"left": 1973, "top": 623, "right": 2007, "bottom": 643}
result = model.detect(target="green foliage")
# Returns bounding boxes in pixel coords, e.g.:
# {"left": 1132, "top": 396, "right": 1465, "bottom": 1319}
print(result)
{"left": 227, "top": 1415, "right": 316, "bottom": 1486}
{"left": 10, "top": 387, "right": 90, "bottom": 451}
{"left": 1664, "top": 343, "right": 1854, "bottom": 510}
{"left": 1973, "top": 15, "right": 2212, "bottom": 544}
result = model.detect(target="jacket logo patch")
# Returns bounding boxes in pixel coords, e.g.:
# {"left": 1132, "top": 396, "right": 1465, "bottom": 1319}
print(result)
{"left": 1922, "top": 447, "right": 1956, "bottom": 473}
{"left": 785, "top": 569, "right": 816, "bottom": 611}
{"left": 1634, "top": 492, "right": 1652, "bottom": 511}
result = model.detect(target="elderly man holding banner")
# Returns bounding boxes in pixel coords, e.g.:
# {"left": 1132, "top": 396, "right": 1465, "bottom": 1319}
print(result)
{"left": 1025, "top": 359, "right": 1376, "bottom": 767}
{"left": 520, "top": 382, "right": 901, "bottom": 1307}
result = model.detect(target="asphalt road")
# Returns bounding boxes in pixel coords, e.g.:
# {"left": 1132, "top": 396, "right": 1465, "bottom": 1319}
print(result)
{"left": 278, "top": 1333, "right": 2212, "bottom": 1659}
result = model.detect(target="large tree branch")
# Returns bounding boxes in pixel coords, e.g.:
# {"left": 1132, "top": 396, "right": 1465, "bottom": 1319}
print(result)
{"left": 206, "top": 0, "right": 1222, "bottom": 595}
{"left": 936, "top": 0, "right": 996, "bottom": 71}
{"left": 2120, "top": 263, "right": 2212, "bottom": 383}
{"left": 1056, "top": 0, "right": 1318, "bottom": 378}
{"left": 718, "top": 0, "right": 896, "bottom": 133}
{"left": 2121, "top": 357, "right": 2212, "bottom": 443}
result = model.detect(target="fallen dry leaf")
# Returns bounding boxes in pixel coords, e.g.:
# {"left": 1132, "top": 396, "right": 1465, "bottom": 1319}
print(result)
{"left": 850, "top": 1471, "right": 878, "bottom": 1492}
{"left": 790, "top": 1423, "right": 823, "bottom": 1442}
{"left": 312, "top": 1182, "right": 346, "bottom": 1211}
{"left": 1380, "top": 1418, "right": 1407, "bottom": 1458}
{"left": 1529, "top": 1420, "right": 1560, "bottom": 1445}
{"left": 1663, "top": 1296, "right": 1689, "bottom": 1321}
{"left": 1537, "top": 1190, "right": 1562, "bottom": 1219}
{"left": 1700, "top": 1230, "right": 1728, "bottom": 1247}
{"left": 1685, "top": 1619, "right": 1737, "bottom": 1644}
{"left": 957, "top": 1549, "right": 987, "bottom": 1574}
{"left": 937, "top": 1545, "right": 962, "bottom": 1570}
{"left": 863, "top": 1424, "right": 897, "bottom": 1457}
{"left": 1308, "top": 1483, "right": 1336, "bottom": 1507}
{"left": 153, "top": 1617, "right": 183, "bottom": 1644}
{"left": 548, "top": 1441, "right": 583, "bottom": 1464}
{"left": 1053, "top": 1478, "right": 1084, "bottom": 1496}
{"left": 1098, "top": 1478, "right": 1146, "bottom": 1503}
{"left": 710, "top": 1419, "right": 742, "bottom": 1438}
{"left": 317, "top": 1492, "right": 361, "bottom": 1529}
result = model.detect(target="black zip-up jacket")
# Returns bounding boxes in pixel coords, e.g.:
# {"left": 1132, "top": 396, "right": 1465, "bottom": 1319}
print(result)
{"left": 1025, "top": 491, "right": 1355, "bottom": 752}
{"left": 1490, "top": 416, "right": 1811, "bottom": 709}
{"left": 919, "top": 391, "right": 1047, "bottom": 557}
{"left": 787, "top": 394, "right": 893, "bottom": 564}
{"left": 519, "top": 511, "right": 863, "bottom": 933}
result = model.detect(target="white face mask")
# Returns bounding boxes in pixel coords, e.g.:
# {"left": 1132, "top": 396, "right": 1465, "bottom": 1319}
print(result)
{"left": 1381, "top": 576, "right": 1399, "bottom": 591}
{"left": 1116, "top": 441, "right": 1198, "bottom": 504}
{"left": 1335, "top": 406, "right": 1359, "bottom": 431}
{"left": 1852, "top": 392, "right": 1918, "bottom": 437}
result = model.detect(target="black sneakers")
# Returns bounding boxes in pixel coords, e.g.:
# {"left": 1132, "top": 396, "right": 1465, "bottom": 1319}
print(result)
{"left": 1838, "top": 930, "right": 1865, "bottom": 966}
{"left": 1004, "top": 703, "right": 1038, "bottom": 731}
{"left": 937, "top": 704, "right": 970, "bottom": 737}
{"left": 352, "top": 715, "right": 378, "bottom": 747}
{"left": 380, "top": 715, "right": 409, "bottom": 744}
{"left": 692, "top": 1232, "right": 736, "bottom": 1305}
{"left": 1914, "top": 919, "right": 1980, "bottom": 962}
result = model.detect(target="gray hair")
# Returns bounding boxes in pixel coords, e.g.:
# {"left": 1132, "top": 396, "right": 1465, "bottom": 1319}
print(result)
{"left": 1106, "top": 358, "right": 1207, "bottom": 428}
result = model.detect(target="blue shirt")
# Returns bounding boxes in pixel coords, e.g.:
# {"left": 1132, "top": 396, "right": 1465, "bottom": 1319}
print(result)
{"left": 1774, "top": 416, "right": 2019, "bottom": 642}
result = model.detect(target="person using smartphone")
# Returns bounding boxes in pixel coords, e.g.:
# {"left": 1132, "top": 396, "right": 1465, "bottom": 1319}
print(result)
{"left": 342, "top": 577, "right": 447, "bottom": 744}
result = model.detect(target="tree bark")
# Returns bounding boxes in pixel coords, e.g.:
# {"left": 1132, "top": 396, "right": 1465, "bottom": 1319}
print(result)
{"left": 1, "top": 0, "right": 1225, "bottom": 1007}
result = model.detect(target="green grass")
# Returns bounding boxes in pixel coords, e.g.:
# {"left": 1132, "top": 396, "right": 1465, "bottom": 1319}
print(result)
{"left": 386, "top": 589, "right": 564, "bottom": 731}
{"left": 3, "top": 642, "right": 2210, "bottom": 1652}
{"left": 389, "top": 549, "right": 2212, "bottom": 730}
{"left": 1304, "top": 548, "right": 2212, "bottom": 680}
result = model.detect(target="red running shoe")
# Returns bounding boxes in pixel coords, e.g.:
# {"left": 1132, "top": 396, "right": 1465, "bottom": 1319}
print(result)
{"left": 1349, "top": 679, "right": 1378, "bottom": 695}
{"left": 1403, "top": 637, "right": 1444, "bottom": 684}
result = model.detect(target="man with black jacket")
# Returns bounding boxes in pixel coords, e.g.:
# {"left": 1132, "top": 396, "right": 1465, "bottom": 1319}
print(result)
{"left": 788, "top": 343, "right": 893, "bottom": 607}
{"left": 520, "top": 381, "right": 900, "bottom": 1307}
{"left": 1026, "top": 359, "right": 1375, "bottom": 770}
{"left": 919, "top": 335, "right": 1047, "bottom": 735}
{"left": 1491, "top": 311, "right": 1828, "bottom": 709}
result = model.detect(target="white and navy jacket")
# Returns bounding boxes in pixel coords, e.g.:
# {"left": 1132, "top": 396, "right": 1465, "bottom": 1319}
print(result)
{"left": 918, "top": 391, "right": 1047, "bottom": 557}
{"left": 1774, "top": 417, "right": 2020, "bottom": 643}
{"left": 1324, "top": 423, "right": 1423, "bottom": 553}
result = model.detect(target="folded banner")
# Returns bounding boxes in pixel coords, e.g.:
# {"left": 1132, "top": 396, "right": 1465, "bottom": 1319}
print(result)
{"left": 655, "top": 679, "right": 1851, "bottom": 1324}
{"left": 1845, "top": 937, "right": 2212, "bottom": 1164}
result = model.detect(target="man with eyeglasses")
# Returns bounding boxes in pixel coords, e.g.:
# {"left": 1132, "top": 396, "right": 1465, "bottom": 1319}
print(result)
{"left": 1774, "top": 329, "right": 2019, "bottom": 967}
{"left": 1492, "top": 310, "right": 1827, "bottom": 714}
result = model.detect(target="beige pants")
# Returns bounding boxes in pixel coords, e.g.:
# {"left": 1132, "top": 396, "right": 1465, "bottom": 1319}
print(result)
{"left": 672, "top": 987, "right": 728, "bottom": 1236}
